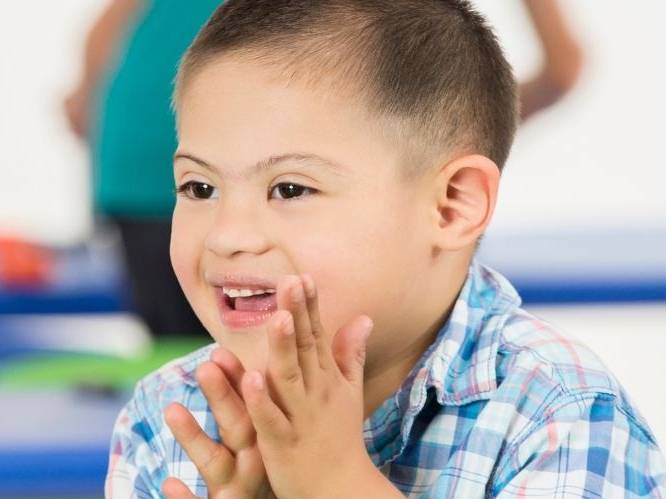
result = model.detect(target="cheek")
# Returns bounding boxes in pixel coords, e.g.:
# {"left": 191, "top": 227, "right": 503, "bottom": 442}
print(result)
{"left": 300, "top": 200, "right": 423, "bottom": 335}
{"left": 170, "top": 207, "right": 203, "bottom": 294}
{"left": 294, "top": 221, "right": 402, "bottom": 331}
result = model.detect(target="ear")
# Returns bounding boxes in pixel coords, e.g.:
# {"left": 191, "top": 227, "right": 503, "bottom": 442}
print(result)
{"left": 429, "top": 154, "right": 500, "bottom": 251}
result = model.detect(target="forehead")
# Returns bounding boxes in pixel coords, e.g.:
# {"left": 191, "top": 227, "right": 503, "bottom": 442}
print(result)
{"left": 175, "top": 56, "right": 402, "bottom": 177}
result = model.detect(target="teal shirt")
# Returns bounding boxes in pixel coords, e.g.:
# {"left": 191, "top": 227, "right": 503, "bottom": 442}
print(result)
{"left": 92, "top": 0, "right": 220, "bottom": 218}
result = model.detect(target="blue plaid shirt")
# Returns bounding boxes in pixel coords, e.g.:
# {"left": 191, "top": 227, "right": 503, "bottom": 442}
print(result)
{"left": 106, "top": 260, "right": 666, "bottom": 497}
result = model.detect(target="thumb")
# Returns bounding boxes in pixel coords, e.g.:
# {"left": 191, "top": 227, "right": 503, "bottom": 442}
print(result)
{"left": 332, "top": 315, "right": 373, "bottom": 386}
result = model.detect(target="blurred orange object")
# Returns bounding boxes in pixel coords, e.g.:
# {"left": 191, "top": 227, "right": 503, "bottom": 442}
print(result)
{"left": 0, "top": 237, "right": 54, "bottom": 287}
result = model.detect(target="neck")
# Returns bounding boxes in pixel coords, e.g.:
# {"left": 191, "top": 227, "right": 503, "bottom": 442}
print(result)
{"left": 361, "top": 307, "right": 449, "bottom": 419}
{"left": 362, "top": 253, "right": 472, "bottom": 419}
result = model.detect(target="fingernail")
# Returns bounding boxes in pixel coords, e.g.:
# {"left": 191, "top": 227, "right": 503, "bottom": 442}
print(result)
{"left": 250, "top": 371, "right": 264, "bottom": 390}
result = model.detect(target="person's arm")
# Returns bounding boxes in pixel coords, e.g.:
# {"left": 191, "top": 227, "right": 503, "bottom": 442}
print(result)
{"left": 519, "top": 0, "right": 584, "bottom": 121}
{"left": 63, "top": 0, "right": 141, "bottom": 139}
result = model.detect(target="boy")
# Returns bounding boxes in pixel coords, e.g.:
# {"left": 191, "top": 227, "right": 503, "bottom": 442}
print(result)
{"left": 106, "top": 0, "right": 666, "bottom": 497}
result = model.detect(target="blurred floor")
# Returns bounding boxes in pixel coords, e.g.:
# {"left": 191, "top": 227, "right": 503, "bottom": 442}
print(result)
{"left": 0, "top": 335, "right": 211, "bottom": 498}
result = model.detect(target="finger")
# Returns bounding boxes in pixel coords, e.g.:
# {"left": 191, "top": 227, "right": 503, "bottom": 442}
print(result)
{"left": 241, "top": 370, "right": 292, "bottom": 448}
{"left": 162, "top": 477, "right": 198, "bottom": 499}
{"left": 210, "top": 347, "right": 245, "bottom": 396}
{"left": 331, "top": 315, "right": 373, "bottom": 387}
{"left": 164, "top": 402, "right": 234, "bottom": 488}
{"left": 301, "top": 273, "right": 333, "bottom": 371}
{"left": 196, "top": 361, "right": 255, "bottom": 452}
{"left": 277, "top": 275, "right": 319, "bottom": 387}
{"left": 266, "top": 309, "right": 305, "bottom": 415}
{"left": 234, "top": 446, "right": 269, "bottom": 495}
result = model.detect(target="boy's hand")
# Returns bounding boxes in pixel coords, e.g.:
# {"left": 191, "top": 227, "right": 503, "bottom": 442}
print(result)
{"left": 163, "top": 350, "right": 275, "bottom": 499}
{"left": 239, "top": 275, "right": 403, "bottom": 499}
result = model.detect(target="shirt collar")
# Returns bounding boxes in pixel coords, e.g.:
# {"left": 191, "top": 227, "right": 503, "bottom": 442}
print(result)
{"left": 364, "top": 258, "right": 522, "bottom": 465}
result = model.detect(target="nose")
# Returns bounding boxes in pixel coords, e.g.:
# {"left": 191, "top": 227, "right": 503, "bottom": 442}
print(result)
{"left": 204, "top": 200, "right": 271, "bottom": 259}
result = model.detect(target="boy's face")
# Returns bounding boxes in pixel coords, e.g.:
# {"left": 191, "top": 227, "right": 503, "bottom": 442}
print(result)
{"left": 172, "top": 57, "right": 436, "bottom": 372}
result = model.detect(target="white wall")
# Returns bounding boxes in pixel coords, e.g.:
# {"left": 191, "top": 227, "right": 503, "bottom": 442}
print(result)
{"left": 477, "top": 0, "right": 666, "bottom": 234}
{"left": 0, "top": 0, "right": 104, "bottom": 245}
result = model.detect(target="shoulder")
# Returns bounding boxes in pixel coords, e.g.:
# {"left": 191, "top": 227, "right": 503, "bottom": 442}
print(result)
{"left": 408, "top": 262, "right": 665, "bottom": 496}
{"left": 498, "top": 307, "right": 615, "bottom": 392}
{"left": 108, "top": 343, "right": 215, "bottom": 471}
{"left": 119, "top": 342, "right": 216, "bottom": 436}
{"left": 485, "top": 310, "right": 666, "bottom": 496}
{"left": 447, "top": 260, "right": 651, "bottom": 432}
{"left": 106, "top": 344, "right": 214, "bottom": 491}
{"left": 139, "top": 342, "right": 217, "bottom": 388}
{"left": 132, "top": 342, "right": 216, "bottom": 411}
{"left": 106, "top": 345, "right": 216, "bottom": 496}
{"left": 493, "top": 306, "right": 656, "bottom": 443}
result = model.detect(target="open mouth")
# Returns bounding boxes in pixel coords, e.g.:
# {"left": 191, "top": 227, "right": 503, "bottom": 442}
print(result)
{"left": 224, "top": 290, "right": 277, "bottom": 312}
{"left": 216, "top": 287, "right": 278, "bottom": 329}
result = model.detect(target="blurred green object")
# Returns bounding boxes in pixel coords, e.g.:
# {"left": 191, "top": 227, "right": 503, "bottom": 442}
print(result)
{"left": 0, "top": 338, "right": 211, "bottom": 390}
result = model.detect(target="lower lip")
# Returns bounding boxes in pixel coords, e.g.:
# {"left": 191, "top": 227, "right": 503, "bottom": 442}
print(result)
{"left": 216, "top": 289, "right": 277, "bottom": 329}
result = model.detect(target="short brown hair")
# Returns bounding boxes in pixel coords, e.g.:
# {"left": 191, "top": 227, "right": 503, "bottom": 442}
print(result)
{"left": 176, "top": 0, "right": 518, "bottom": 174}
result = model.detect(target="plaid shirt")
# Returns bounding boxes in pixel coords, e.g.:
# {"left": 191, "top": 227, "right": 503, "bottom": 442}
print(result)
{"left": 106, "top": 260, "right": 666, "bottom": 498}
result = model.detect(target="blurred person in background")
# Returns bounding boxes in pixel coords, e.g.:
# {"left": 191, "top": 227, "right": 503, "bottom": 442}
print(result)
{"left": 64, "top": 0, "right": 221, "bottom": 338}
{"left": 63, "top": 0, "right": 581, "bottom": 339}
{"left": 518, "top": 0, "right": 584, "bottom": 121}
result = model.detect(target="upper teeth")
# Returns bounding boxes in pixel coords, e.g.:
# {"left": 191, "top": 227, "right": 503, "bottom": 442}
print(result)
{"left": 223, "top": 288, "right": 276, "bottom": 298}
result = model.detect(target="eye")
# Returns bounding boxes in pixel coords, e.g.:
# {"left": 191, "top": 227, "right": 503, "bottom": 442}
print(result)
{"left": 270, "top": 182, "right": 316, "bottom": 200}
{"left": 176, "top": 180, "right": 218, "bottom": 200}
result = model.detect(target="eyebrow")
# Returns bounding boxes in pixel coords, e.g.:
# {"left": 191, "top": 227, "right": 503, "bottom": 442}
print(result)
{"left": 173, "top": 152, "right": 347, "bottom": 178}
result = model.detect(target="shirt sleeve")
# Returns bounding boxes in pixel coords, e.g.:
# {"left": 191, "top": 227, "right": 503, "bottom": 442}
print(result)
{"left": 491, "top": 393, "right": 666, "bottom": 498}
{"left": 105, "top": 383, "right": 168, "bottom": 499}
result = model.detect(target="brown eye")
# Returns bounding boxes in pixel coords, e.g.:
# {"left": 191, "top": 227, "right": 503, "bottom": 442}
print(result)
{"left": 270, "top": 183, "right": 315, "bottom": 200}
{"left": 177, "top": 181, "right": 217, "bottom": 200}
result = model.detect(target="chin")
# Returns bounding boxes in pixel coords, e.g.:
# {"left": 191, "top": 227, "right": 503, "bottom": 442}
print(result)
{"left": 211, "top": 326, "right": 270, "bottom": 373}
